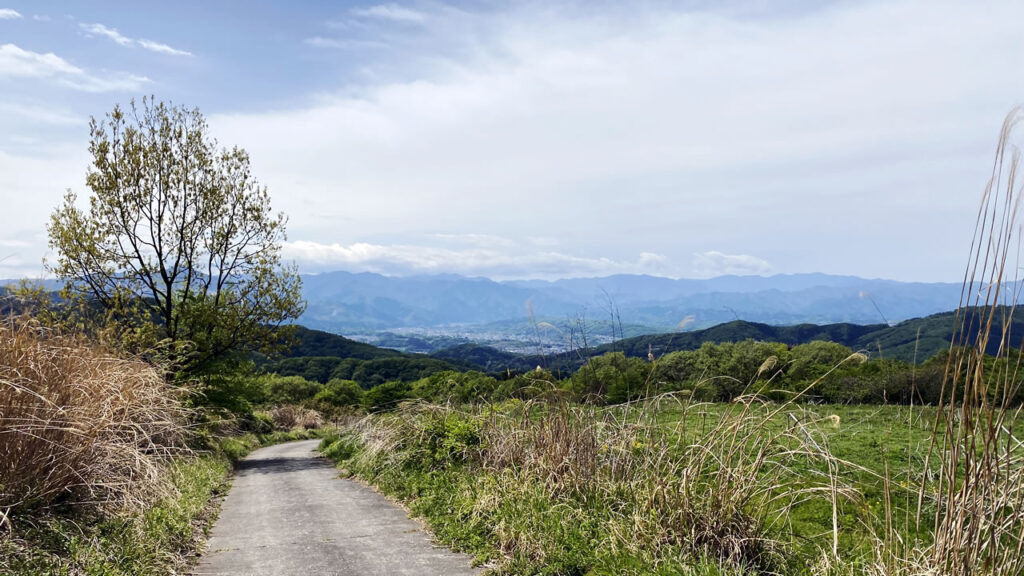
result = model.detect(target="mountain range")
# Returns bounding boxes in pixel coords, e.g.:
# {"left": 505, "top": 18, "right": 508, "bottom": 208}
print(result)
{"left": 277, "top": 308, "right": 1024, "bottom": 380}
{"left": 298, "top": 271, "right": 968, "bottom": 341}
{"left": 1, "top": 272, "right": 987, "bottom": 354}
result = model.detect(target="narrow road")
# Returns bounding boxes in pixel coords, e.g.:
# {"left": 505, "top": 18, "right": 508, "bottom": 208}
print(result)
{"left": 193, "top": 440, "right": 481, "bottom": 576}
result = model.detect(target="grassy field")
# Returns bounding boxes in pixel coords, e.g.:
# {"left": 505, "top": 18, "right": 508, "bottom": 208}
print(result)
{"left": 320, "top": 399, "right": 1020, "bottom": 575}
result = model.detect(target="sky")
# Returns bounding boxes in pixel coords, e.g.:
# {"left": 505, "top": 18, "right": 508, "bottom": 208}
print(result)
{"left": 1, "top": 1, "right": 1023, "bottom": 282}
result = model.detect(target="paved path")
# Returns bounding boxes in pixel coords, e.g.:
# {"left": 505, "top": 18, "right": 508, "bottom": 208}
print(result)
{"left": 193, "top": 440, "right": 481, "bottom": 576}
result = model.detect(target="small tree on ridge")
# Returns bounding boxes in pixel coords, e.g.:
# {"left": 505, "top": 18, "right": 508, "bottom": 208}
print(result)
{"left": 48, "top": 97, "right": 305, "bottom": 373}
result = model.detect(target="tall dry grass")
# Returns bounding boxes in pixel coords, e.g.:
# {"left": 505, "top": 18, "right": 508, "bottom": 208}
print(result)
{"left": 870, "top": 110, "right": 1024, "bottom": 576}
{"left": 0, "top": 316, "right": 188, "bottom": 528}
{"left": 267, "top": 404, "right": 325, "bottom": 430}
{"left": 338, "top": 391, "right": 860, "bottom": 573}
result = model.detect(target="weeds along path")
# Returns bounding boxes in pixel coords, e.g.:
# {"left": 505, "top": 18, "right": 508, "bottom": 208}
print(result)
{"left": 193, "top": 440, "right": 481, "bottom": 576}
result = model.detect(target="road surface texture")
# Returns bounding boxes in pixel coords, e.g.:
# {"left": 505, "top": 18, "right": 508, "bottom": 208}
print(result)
{"left": 194, "top": 439, "right": 482, "bottom": 576}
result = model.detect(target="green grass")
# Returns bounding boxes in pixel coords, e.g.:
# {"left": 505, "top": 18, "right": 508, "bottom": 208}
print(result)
{"left": 0, "top": 428, "right": 331, "bottom": 576}
{"left": 0, "top": 455, "right": 230, "bottom": 576}
{"left": 651, "top": 403, "right": 941, "bottom": 554}
{"left": 319, "top": 401, "right": 1018, "bottom": 576}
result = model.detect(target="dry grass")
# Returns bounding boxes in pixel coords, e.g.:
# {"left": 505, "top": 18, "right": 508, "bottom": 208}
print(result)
{"left": 867, "top": 110, "right": 1024, "bottom": 576}
{"left": 337, "top": 389, "right": 860, "bottom": 573}
{"left": 0, "top": 316, "right": 188, "bottom": 528}
{"left": 268, "top": 404, "right": 325, "bottom": 430}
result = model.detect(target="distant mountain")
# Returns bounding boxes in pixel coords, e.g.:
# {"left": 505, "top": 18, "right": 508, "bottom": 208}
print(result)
{"left": 429, "top": 309, "right": 1024, "bottom": 371}
{"left": 0, "top": 279, "right": 63, "bottom": 292}
{"left": 298, "top": 271, "right": 967, "bottom": 335}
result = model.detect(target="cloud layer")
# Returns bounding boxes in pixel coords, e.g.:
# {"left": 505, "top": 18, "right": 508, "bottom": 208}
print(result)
{"left": 80, "top": 22, "right": 192, "bottom": 56}
{"left": 4, "top": 1, "right": 1024, "bottom": 282}
{"left": 283, "top": 240, "right": 677, "bottom": 280}
{"left": 0, "top": 43, "right": 150, "bottom": 91}
{"left": 212, "top": 0, "right": 1024, "bottom": 281}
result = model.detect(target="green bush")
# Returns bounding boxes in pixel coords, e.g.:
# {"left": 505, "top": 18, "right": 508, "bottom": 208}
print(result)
{"left": 410, "top": 370, "right": 499, "bottom": 403}
{"left": 238, "top": 411, "right": 275, "bottom": 434}
{"left": 569, "top": 352, "right": 650, "bottom": 404}
{"left": 362, "top": 380, "right": 412, "bottom": 412}
{"left": 314, "top": 378, "right": 364, "bottom": 407}
{"left": 421, "top": 411, "right": 482, "bottom": 468}
{"left": 261, "top": 374, "right": 321, "bottom": 405}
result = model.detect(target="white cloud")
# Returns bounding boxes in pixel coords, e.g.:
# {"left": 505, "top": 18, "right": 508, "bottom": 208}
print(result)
{"left": 81, "top": 22, "right": 131, "bottom": 46}
{"left": 0, "top": 43, "right": 149, "bottom": 91}
{"left": 0, "top": 101, "right": 82, "bottom": 125}
{"left": 0, "top": 8, "right": 21, "bottom": 19}
{"left": 350, "top": 4, "right": 426, "bottom": 23}
{"left": 692, "top": 251, "right": 773, "bottom": 278}
{"left": 32, "top": 14, "right": 50, "bottom": 22}
{"left": 431, "top": 233, "right": 516, "bottom": 248}
{"left": 212, "top": 0, "right": 1024, "bottom": 282}
{"left": 305, "top": 36, "right": 389, "bottom": 50}
{"left": 136, "top": 39, "right": 192, "bottom": 56}
{"left": 80, "top": 22, "right": 192, "bottom": 56}
{"left": 0, "top": 144, "right": 88, "bottom": 279}
{"left": 283, "top": 240, "right": 672, "bottom": 279}
{"left": 0, "top": 43, "right": 79, "bottom": 77}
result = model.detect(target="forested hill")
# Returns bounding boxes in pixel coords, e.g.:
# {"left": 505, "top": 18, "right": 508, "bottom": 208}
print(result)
{"left": 283, "top": 326, "right": 405, "bottom": 360}
{"left": 428, "top": 308, "right": 1024, "bottom": 372}
{"left": 262, "top": 326, "right": 467, "bottom": 387}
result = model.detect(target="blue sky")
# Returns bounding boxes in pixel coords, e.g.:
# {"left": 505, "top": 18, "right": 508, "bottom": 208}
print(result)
{"left": 2, "top": 1, "right": 1023, "bottom": 281}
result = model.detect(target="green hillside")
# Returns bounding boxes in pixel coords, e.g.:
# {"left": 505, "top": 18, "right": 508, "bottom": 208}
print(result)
{"left": 284, "top": 326, "right": 405, "bottom": 359}
{"left": 429, "top": 308, "right": 1024, "bottom": 372}
{"left": 260, "top": 326, "right": 465, "bottom": 387}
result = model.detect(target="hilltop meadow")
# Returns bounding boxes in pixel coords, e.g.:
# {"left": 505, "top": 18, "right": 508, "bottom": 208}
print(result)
{"left": 2, "top": 100, "right": 1023, "bottom": 576}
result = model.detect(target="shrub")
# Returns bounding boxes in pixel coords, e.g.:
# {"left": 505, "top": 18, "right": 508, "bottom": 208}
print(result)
{"left": 314, "top": 378, "right": 364, "bottom": 407}
{"left": 0, "top": 317, "right": 187, "bottom": 519}
{"left": 569, "top": 352, "right": 650, "bottom": 404}
{"left": 267, "top": 405, "right": 324, "bottom": 430}
{"left": 260, "top": 374, "right": 321, "bottom": 405}
{"left": 240, "top": 411, "right": 275, "bottom": 434}
{"left": 361, "top": 380, "right": 412, "bottom": 412}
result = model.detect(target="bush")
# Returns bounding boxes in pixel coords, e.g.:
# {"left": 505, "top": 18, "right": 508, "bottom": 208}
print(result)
{"left": 314, "top": 378, "right": 364, "bottom": 407}
{"left": 0, "top": 317, "right": 187, "bottom": 517}
{"left": 260, "top": 374, "right": 321, "bottom": 405}
{"left": 410, "top": 370, "right": 499, "bottom": 403}
{"left": 268, "top": 405, "right": 325, "bottom": 430}
{"left": 569, "top": 352, "right": 650, "bottom": 404}
{"left": 362, "top": 380, "right": 412, "bottom": 412}
{"left": 239, "top": 411, "right": 275, "bottom": 434}
{"left": 200, "top": 366, "right": 268, "bottom": 414}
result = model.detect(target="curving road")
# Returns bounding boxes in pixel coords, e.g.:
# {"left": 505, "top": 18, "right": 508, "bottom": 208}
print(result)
{"left": 193, "top": 440, "right": 481, "bottom": 576}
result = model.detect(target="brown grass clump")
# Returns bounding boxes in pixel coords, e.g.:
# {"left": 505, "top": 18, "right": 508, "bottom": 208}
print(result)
{"left": 0, "top": 317, "right": 187, "bottom": 526}
{"left": 268, "top": 404, "right": 325, "bottom": 431}
{"left": 877, "top": 109, "right": 1024, "bottom": 576}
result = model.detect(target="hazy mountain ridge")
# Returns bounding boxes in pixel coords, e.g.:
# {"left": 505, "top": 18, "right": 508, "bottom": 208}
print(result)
{"left": 298, "top": 271, "right": 965, "bottom": 335}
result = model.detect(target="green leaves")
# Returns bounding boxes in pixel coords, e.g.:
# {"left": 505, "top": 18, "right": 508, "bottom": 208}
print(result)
{"left": 47, "top": 97, "right": 305, "bottom": 374}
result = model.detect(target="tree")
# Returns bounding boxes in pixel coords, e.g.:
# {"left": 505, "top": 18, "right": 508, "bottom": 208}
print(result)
{"left": 48, "top": 98, "right": 304, "bottom": 372}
